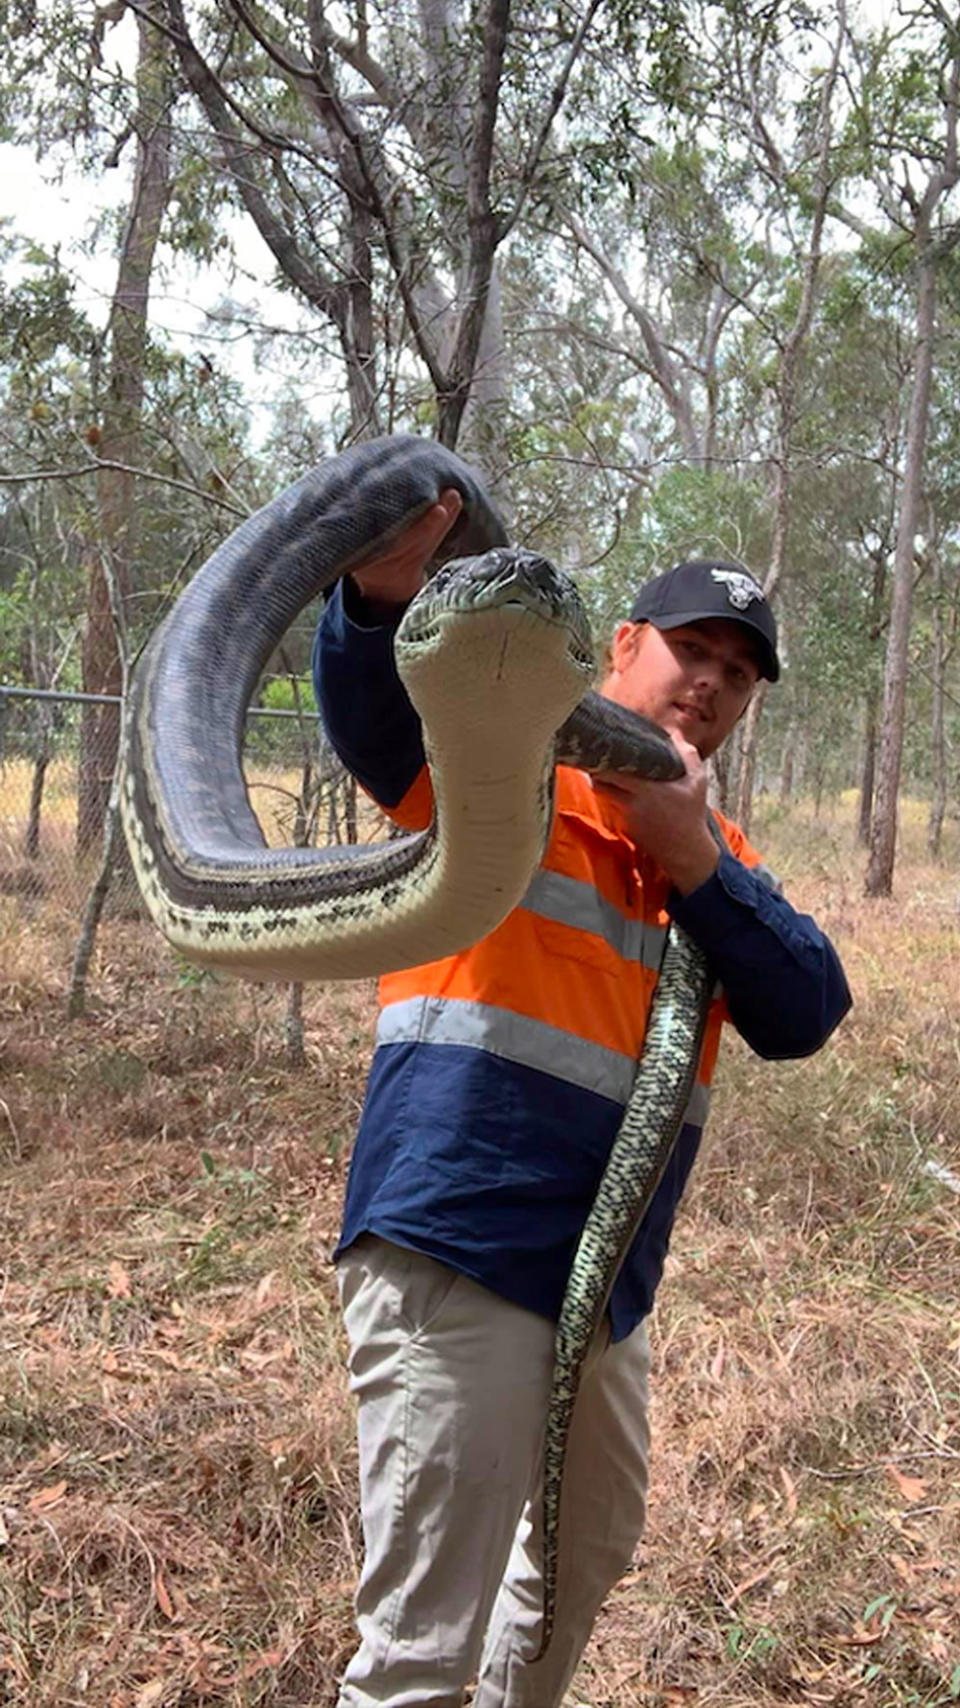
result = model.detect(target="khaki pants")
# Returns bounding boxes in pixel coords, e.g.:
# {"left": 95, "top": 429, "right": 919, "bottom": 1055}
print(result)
{"left": 336, "top": 1236, "right": 650, "bottom": 1708}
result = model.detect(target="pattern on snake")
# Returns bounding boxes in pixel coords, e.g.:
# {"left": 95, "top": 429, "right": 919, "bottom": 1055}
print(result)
{"left": 119, "top": 432, "right": 708, "bottom": 1664}
{"left": 532, "top": 921, "right": 711, "bottom": 1661}
{"left": 122, "top": 435, "right": 682, "bottom": 983}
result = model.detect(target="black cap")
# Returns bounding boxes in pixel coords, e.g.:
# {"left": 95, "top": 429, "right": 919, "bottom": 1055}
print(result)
{"left": 629, "top": 559, "right": 779, "bottom": 682}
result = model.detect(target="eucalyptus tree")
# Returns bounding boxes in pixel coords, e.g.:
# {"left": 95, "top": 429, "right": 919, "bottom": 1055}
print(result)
{"left": 6, "top": 1, "right": 180, "bottom": 847}
{"left": 715, "top": 1, "right": 848, "bottom": 830}
{"left": 834, "top": 3, "right": 960, "bottom": 897}
{"left": 0, "top": 251, "right": 96, "bottom": 687}
{"left": 76, "top": 0, "right": 176, "bottom": 852}
{"left": 138, "top": 0, "right": 628, "bottom": 490}
{"left": 558, "top": 130, "right": 767, "bottom": 473}
{"left": 912, "top": 343, "right": 960, "bottom": 856}
{"left": 0, "top": 253, "right": 97, "bottom": 857}
{"left": 922, "top": 534, "right": 958, "bottom": 857}
{"left": 545, "top": 0, "right": 851, "bottom": 822}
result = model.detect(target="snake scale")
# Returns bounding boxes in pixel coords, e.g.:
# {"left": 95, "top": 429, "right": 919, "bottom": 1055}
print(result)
{"left": 120, "top": 434, "right": 711, "bottom": 1661}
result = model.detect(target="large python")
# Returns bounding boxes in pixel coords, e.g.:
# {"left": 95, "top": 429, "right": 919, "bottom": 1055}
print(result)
{"left": 121, "top": 436, "right": 683, "bottom": 981}
{"left": 119, "top": 433, "right": 710, "bottom": 1661}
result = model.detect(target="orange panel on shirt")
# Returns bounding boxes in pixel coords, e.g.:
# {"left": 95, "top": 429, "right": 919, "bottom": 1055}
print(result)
{"left": 381, "top": 907, "right": 656, "bottom": 1059}
{"left": 376, "top": 758, "right": 760, "bottom": 1080}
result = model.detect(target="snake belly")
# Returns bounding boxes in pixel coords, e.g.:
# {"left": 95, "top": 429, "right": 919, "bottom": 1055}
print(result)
{"left": 120, "top": 435, "right": 683, "bottom": 982}
{"left": 532, "top": 922, "right": 713, "bottom": 1663}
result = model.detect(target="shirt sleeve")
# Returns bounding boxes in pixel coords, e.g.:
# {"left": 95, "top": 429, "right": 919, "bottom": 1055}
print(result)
{"left": 669, "top": 844, "right": 852, "bottom": 1061}
{"left": 311, "top": 579, "right": 427, "bottom": 811}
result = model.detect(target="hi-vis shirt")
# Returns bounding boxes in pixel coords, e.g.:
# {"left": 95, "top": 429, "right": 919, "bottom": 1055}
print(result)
{"left": 313, "top": 583, "right": 851, "bottom": 1341}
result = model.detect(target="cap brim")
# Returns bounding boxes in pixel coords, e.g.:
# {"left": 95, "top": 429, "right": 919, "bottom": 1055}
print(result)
{"left": 644, "top": 609, "right": 779, "bottom": 682}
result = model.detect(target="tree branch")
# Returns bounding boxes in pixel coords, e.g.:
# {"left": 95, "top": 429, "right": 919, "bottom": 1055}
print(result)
{"left": 157, "top": 0, "right": 349, "bottom": 328}
{"left": 0, "top": 458, "right": 248, "bottom": 517}
{"left": 304, "top": 0, "right": 449, "bottom": 401}
{"left": 497, "top": 0, "right": 604, "bottom": 242}
{"left": 563, "top": 213, "right": 702, "bottom": 460}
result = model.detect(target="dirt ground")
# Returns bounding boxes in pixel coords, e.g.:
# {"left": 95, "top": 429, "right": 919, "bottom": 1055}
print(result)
{"left": 1, "top": 798, "right": 958, "bottom": 1707}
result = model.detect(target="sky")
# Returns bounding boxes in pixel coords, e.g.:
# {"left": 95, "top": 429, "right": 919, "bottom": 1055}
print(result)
{"left": 0, "top": 0, "right": 902, "bottom": 444}
{"left": 1, "top": 130, "right": 305, "bottom": 427}
{"left": 1, "top": 3, "right": 312, "bottom": 450}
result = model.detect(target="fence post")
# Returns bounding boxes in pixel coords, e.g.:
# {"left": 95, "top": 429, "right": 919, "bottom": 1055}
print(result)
{"left": 67, "top": 755, "right": 126, "bottom": 1018}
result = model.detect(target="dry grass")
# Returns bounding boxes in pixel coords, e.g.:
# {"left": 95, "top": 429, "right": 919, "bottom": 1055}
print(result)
{"left": 0, "top": 756, "right": 388, "bottom": 918}
{"left": 1, "top": 795, "right": 958, "bottom": 1708}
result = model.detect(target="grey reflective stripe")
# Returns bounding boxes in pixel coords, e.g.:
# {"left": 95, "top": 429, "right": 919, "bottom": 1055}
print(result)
{"left": 377, "top": 994, "right": 714, "bottom": 1126}
{"left": 753, "top": 862, "right": 783, "bottom": 895}
{"left": 519, "top": 869, "right": 667, "bottom": 971}
{"left": 377, "top": 995, "right": 638, "bottom": 1102}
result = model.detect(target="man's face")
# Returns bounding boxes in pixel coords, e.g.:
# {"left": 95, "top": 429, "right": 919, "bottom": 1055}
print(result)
{"left": 600, "top": 618, "right": 761, "bottom": 759}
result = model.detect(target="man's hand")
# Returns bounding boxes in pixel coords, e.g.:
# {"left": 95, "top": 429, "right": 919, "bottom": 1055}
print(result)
{"left": 593, "top": 733, "right": 720, "bottom": 896}
{"left": 350, "top": 490, "right": 463, "bottom": 621}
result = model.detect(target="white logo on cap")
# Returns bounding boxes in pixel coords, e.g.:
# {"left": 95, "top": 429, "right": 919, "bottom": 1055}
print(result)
{"left": 711, "top": 567, "right": 764, "bottom": 611}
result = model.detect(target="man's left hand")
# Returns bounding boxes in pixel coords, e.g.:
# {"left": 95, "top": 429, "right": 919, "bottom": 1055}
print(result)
{"left": 592, "top": 733, "right": 720, "bottom": 895}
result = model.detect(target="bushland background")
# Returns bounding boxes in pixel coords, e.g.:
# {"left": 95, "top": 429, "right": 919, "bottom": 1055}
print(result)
{"left": 1, "top": 1, "right": 959, "bottom": 1703}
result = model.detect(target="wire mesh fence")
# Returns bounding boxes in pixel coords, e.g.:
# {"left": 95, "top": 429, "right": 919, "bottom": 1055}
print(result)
{"left": 0, "top": 684, "right": 384, "bottom": 929}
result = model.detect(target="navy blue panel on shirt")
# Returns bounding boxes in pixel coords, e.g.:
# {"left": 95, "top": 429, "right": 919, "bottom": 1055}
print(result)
{"left": 336, "top": 1039, "right": 708, "bottom": 1343}
{"left": 313, "top": 581, "right": 853, "bottom": 1336}
{"left": 672, "top": 852, "right": 852, "bottom": 1058}
{"left": 312, "top": 580, "right": 424, "bottom": 807}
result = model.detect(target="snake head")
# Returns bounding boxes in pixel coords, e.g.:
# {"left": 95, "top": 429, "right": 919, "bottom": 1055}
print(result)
{"left": 403, "top": 547, "right": 596, "bottom": 681}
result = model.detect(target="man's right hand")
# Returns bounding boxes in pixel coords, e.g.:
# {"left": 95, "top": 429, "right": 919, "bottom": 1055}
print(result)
{"left": 350, "top": 490, "right": 463, "bottom": 620}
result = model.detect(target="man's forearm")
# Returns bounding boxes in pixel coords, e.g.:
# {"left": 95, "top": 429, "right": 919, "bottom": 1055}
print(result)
{"left": 670, "top": 853, "right": 852, "bottom": 1058}
{"left": 312, "top": 581, "right": 425, "bottom": 808}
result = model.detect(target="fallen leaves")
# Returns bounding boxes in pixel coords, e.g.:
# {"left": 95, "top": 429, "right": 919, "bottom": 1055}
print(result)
{"left": 154, "top": 1567, "right": 176, "bottom": 1622}
{"left": 1, "top": 849, "right": 957, "bottom": 1708}
{"left": 28, "top": 1479, "right": 67, "bottom": 1512}
{"left": 778, "top": 1465, "right": 798, "bottom": 1519}
{"left": 885, "top": 1464, "right": 928, "bottom": 1504}
{"left": 107, "top": 1259, "right": 132, "bottom": 1299}
{"left": 728, "top": 1557, "right": 782, "bottom": 1603}
{"left": 231, "top": 1647, "right": 285, "bottom": 1683}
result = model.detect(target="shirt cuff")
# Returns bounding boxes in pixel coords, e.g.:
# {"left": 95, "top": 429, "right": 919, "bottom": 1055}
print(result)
{"left": 340, "top": 574, "right": 411, "bottom": 632}
{"left": 670, "top": 850, "right": 820, "bottom": 968}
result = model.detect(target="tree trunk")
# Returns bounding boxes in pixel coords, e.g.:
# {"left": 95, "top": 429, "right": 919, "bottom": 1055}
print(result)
{"left": 779, "top": 736, "right": 794, "bottom": 804}
{"left": 77, "top": 599, "right": 122, "bottom": 857}
{"left": 734, "top": 680, "right": 768, "bottom": 833}
{"left": 345, "top": 774, "right": 358, "bottom": 844}
{"left": 285, "top": 980, "right": 306, "bottom": 1069}
{"left": 857, "top": 689, "right": 878, "bottom": 847}
{"left": 733, "top": 7, "right": 843, "bottom": 832}
{"left": 24, "top": 752, "right": 49, "bottom": 860}
{"left": 928, "top": 544, "right": 946, "bottom": 858}
{"left": 813, "top": 757, "right": 825, "bottom": 819}
{"left": 77, "top": 9, "right": 172, "bottom": 855}
{"left": 857, "top": 549, "right": 887, "bottom": 846}
{"left": 865, "top": 250, "right": 938, "bottom": 896}
{"left": 68, "top": 770, "right": 126, "bottom": 1018}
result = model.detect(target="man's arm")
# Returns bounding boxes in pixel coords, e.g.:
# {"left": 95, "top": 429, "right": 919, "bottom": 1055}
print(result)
{"left": 312, "top": 492, "right": 462, "bottom": 809}
{"left": 593, "top": 747, "right": 851, "bottom": 1060}
{"left": 669, "top": 853, "right": 852, "bottom": 1060}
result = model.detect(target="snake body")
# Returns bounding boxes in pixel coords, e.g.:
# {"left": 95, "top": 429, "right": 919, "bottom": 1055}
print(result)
{"left": 532, "top": 923, "right": 711, "bottom": 1660}
{"left": 120, "top": 434, "right": 704, "bottom": 1665}
{"left": 121, "top": 436, "right": 681, "bottom": 982}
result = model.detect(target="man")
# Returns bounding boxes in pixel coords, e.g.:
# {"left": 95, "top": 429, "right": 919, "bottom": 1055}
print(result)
{"left": 313, "top": 490, "right": 851, "bottom": 1708}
